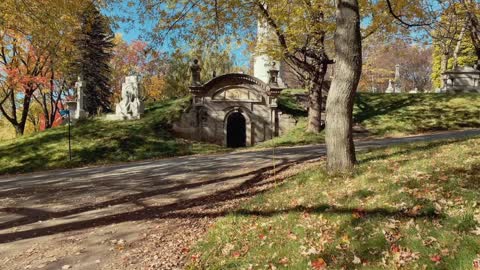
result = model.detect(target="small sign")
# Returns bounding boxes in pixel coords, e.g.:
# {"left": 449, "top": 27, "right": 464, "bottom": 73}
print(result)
{"left": 60, "top": 110, "right": 70, "bottom": 117}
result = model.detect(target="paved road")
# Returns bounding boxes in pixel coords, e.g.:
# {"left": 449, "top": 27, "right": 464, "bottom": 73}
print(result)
{"left": 0, "top": 129, "right": 479, "bottom": 270}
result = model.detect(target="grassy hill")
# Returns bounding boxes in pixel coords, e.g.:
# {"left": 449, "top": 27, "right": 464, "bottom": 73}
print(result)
{"left": 0, "top": 92, "right": 479, "bottom": 175}
{"left": 188, "top": 136, "right": 480, "bottom": 269}
{"left": 256, "top": 92, "right": 480, "bottom": 148}
{"left": 0, "top": 97, "right": 226, "bottom": 175}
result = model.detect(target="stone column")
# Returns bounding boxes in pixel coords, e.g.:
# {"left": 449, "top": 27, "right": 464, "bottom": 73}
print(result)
{"left": 394, "top": 64, "right": 401, "bottom": 93}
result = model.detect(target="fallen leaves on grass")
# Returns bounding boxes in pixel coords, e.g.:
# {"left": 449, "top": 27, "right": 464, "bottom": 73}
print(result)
{"left": 310, "top": 258, "right": 327, "bottom": 269}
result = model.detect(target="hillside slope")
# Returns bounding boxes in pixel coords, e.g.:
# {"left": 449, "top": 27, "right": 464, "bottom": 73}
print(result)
{"left": 1, "top": 93, "right": 479, "bottom": 175}
{"left": 257, "top": 92, "right": 480, "bottom": 148}
{"left": 189, "top": 136, "right": 480, "bottom": 269}
{"left": 0, "top": 97, "right": 226, "bottom": 175}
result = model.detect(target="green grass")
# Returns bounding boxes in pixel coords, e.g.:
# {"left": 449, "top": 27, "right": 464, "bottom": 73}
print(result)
{"left": 0, "top": 97, "right": 228, "bottom": 175}
{"left": 255, "top": 118, "right": 325, "bottom": 148}
{"left": 355, "top": 93, "right": 480, "bottom": 136}
{"left": 2, "top": 92, "right": 479, "bottom": 174}
{"left": 189, "top": 137, "right": 480, "bottom": 269}
{"left": 262, "top": 92, "right": 480, "bottom": 148}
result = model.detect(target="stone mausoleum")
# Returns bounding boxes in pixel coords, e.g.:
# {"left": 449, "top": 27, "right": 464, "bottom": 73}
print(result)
{"left": 173, "top": 18, "right": 298, "bottom": 147}
{"left": 173, "top": 61, "right": 296, "bottom": 147}
{"left": 442, "top": 65, "right": 480, "bottom": 93}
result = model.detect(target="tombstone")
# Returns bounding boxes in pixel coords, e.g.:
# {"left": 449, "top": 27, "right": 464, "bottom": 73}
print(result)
{"left": 72, "top": 76, "right": 87, "bottom": 120}
{"left": 441, "top": 65, "right": 480, "bottom": 93}
{"left": 409, "top": 88, "right": 419, "bottom": 94}
{"left": 385, "top": 80, "right": 395, "bottom": 93}
{"left": 107, "top": 76, "right": 144, "bottom": 120}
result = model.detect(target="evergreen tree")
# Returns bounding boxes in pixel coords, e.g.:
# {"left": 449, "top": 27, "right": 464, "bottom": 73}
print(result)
{"left": 74, "top": 3, "right": 114, "bottom": 115}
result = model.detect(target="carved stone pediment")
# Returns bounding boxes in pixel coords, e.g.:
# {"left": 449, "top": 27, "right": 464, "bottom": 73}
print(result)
{"left": 212, "top": 87, "right": 262, "bottom": 102}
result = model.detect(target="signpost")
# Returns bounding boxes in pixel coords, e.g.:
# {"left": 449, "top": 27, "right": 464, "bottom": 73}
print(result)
{"left": 60, "top": 110, "right": 72, "bottom": 161}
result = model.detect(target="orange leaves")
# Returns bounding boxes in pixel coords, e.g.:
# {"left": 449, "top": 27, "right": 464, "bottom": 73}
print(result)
{"left": 430, "top": 254, "right": 442, "bottom": 263}
{"left": 311, "top": 258, "right": 327, "bottom": 269}
{"left": 4, "top": 67, "right": 48, "bottom": 91}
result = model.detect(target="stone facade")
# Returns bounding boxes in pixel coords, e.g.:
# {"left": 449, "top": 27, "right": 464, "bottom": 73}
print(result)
{"left": 173, "top": 72, "right": 294, "bottom": 147}
{"left": 442, "top": 66, "right": 480, "bottom": 93}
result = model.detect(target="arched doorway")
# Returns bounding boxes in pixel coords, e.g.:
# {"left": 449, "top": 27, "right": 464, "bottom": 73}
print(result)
{"left": 226, "top": 112, "right": 246, "bottom": 148}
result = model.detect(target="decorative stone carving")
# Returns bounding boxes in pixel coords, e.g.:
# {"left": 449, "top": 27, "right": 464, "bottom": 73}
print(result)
{"left": 107, "top": 76, "right": 144, "bottom": 120}
{"left": 191, "top": 59, "right": 202, "bottom": 86}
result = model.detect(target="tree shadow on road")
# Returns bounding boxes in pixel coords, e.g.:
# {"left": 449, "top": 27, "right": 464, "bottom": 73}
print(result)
{"left": 0, "top": 156, "right": 315, "bottom": 244}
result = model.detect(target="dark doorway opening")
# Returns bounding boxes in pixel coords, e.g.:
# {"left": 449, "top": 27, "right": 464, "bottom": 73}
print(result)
{"left": 226, "top": 112, "right": 246, "bottom": 148}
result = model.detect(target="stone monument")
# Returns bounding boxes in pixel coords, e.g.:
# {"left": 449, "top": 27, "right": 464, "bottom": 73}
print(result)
{"left": 107, "top": 76, "right": 144, "bottom": 120}
{"left": 441, "top": 65, "right": 480, "bottom": 93}
{"left": 385, "top": 80, "right": 395, "bottom": 93}
{"left": 394, "top": 64, "right": 402, "bottom": 92}
{"left": 385, "top": 64, "right": 402, "bottom": 93}
{"left": 409, "top": 88, "right": 419, "bottom": 94}
{"left": 253, "top": 17, "right": 282, "bottom": 84}
{"left": 173, "top": 61, "right": 290, "bottom": 147}
{"left": 71, "top": 76, "right": 87, "bottom": 120}
{"left": 191, "top": 59, "right": 202, "bottom": 86}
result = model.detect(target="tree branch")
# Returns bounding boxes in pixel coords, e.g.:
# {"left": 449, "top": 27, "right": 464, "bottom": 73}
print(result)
{"left": 385, "top": 0, "right": 432, "bottom": 28}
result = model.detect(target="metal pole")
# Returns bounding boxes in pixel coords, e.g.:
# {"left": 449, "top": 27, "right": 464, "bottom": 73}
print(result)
{"left": 68, "top": 112, "right": 72, "bottom": 161}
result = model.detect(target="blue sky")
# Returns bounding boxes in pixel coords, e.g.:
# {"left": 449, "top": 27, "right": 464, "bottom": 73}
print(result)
{"left": 104, "top": 5, "right": 252, "bottom": 69}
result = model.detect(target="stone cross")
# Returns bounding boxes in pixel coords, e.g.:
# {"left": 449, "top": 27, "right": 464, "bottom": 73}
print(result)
{"left": 74, "top": 76, "right": 86, "bottom": 119}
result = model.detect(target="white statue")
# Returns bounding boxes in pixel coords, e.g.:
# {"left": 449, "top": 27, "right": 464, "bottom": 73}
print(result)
{"left": 114, "top": 76, "right": 144, "bottom": 120}
{"left": 385, "top": 80, "right": 395, "bottom": 93}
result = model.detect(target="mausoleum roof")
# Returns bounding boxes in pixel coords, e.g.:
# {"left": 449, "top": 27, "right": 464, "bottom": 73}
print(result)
{"left": 444, "top": 66, "right": 480, "bottom": 74}
{"left": 202, "top": 73, "right": 270, "bottom": 93}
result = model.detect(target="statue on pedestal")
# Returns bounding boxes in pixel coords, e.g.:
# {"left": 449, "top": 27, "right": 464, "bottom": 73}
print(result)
{"left": 111, "top": 76, "right": 144, "bottom": 120}
{"left": 191, "top": 59, "right": 202, "bottom": 86}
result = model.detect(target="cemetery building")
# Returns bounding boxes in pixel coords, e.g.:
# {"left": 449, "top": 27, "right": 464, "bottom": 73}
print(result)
{"left": 173, "top": 19, "right": 298, "bottom": 147}
{"left": 173, "top": 61, "right": 296, "bottom": 147}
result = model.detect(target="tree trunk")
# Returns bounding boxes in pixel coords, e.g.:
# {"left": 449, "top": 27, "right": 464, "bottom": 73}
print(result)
{"left": 307, "top": 75, "right": 326, "bottom": 133}
{"left": 325, "top": 0, "right": 362, "bottom": 173}
{"left": 440, "top": 49, "right": 449, "bottom": 88}
{"left": 453, "top": 25, "right": 466, "bottom": 69}
{"left": 14, "top": 125, "right": 23, "bottom": 137}
{"left": 462, "top": 0, "right": 480, "bottom": 61}
{"left": 16, "top": 90, "right": 33, "bottom": 136}
{"left": 307, "top": 61, "right": 328, "bottom": 133}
